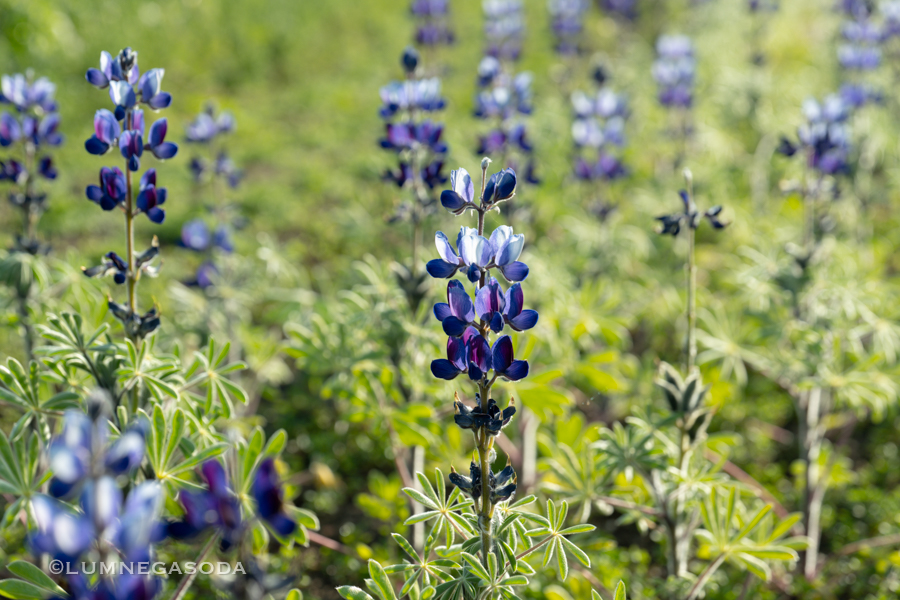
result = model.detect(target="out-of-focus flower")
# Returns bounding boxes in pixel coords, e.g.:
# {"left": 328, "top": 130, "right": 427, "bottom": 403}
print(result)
{"left": 652, "top": 35, "right": 696, "bottom": 108}
{"left": 252, "top": 459, "right": 298, "bottom": 538}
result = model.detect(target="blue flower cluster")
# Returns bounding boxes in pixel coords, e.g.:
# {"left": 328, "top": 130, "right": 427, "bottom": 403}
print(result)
{"left": 473, "top": 57, "right": 538, "bottom": 184}
{"left": 483, "top": 0, "right": 525, "bottom": 61}
{"left": 571, "top": 73, "right": 629, "bottom": 183}
{"left": 168, "top": 458, "right": 297, "bottom": 550}
{"left": 600, "top": 0, "right": 637, "bottom": 19}
{"left": 778, "top": 95, "right": 854, "bottom": 176}
{"left": 181, "top": 103, "right": 242, "bottom": 288}
{"left": 547, "top": 0, "right": 589, "bottom": 56}
{"left": 33, "top": 406, "right": 164, "bottom": 600}
{"left": 427, "top": 159, "right": 535, "bottom": 514}
{"left": 410, "top": 0, "right": 455, "bottom": 47}
{"left": 379, "top": 47, "right": 448, "bottom": 204}
{"left": 185, "top": 103, "right": 241, "bottom": 186}
{"left": 652, "top": 35, "right": 696, "bottom": 109}
{"left": 0, "top": 72, "right": 63, "bottom": 253}
{"left": 82, "top": 47, "right": 179, "bottom": 339}
{"left": 84, "top": 48, "right": 178, "bottom": 222}
{"left": 838, "top": 5, "right": 882, "bottom": 71}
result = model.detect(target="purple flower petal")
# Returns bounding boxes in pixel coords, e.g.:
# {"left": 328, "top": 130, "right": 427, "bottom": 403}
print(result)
{"left": 426, "top": 258, "right": 458, "bottom": 279}
{"left": 499, "top": 261, "right": 529, "bottom": 282}
{"left": 492, "top": 335, "right": 514, "bottom": 372}
{"left": 86, "top": 68, "right": 109, "bottom": 89}
{"left": 152, "top": 141, "right": 178, "bottom": 159}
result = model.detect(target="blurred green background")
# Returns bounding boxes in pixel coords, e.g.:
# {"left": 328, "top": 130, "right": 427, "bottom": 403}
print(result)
{"left": 3, "top": 0, "right": 900, "bottom": 598}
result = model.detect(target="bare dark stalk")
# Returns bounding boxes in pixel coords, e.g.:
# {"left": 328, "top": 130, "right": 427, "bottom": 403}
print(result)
{"left": 168, "top": 532, "right": 218, "bottom": 600}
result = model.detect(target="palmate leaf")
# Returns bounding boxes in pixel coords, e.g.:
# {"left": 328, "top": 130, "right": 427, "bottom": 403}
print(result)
{"left": 181, "top": 338, "right": 248, "bottom": 417}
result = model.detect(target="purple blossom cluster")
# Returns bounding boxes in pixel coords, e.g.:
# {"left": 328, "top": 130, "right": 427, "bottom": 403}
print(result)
{"left": 167, "top": 458, "right": 297, "bottom": 550}
{"left": 600, "top": 0, "right": 637, "bottom": 19}
{"left": 410, "top": 0, "right": 455, "bottom": 47}
{"left": 474, "top": 57, "right": 538, "bottom": 184}
{"left": 428, "top": 160, "right": 535, "bottom": 507}
{"left": 186, "top": 103, "right": 241, "bottom": 186}
{"left": 82, "top": 47, "right": 179, "bottom": 339}
{"left": 34, "top": 407, "right": 164, "bottom": 600}
{"left": 778, "top": 95, "right": 855, "bottom": 176}
{"left": 0, "top": 72, "right": 63, "bottom": 253}
{"left": 838, "top": 8, "right": 883, "bottom": 71}
{"left": 180, "top": 218, "right": 235, "bottom": 288}
{"left": 483, "top": 0, "right": 526, "bottom": 61}
{"left": 180, "top": 103, "right": 242, "bottom": 288}
{"left": 571, "top": 76, "right": 629, "bottom": 183}
{"left": 379, "top": 47, "right": 448, "bottom": 206}
{"left": 652, "top": 35, "right": 696, "bottom": 109}
{"left": 547, "top": 0, "right": 590, "bottom": 56}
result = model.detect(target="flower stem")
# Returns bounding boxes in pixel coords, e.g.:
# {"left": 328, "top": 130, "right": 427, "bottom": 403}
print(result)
{"left": 169, "top": 532, "right": 218, "bottom": 600}
{"left": 684, "top": 176, "right": 697, "bottom": 373}
{"left": 124, "top": 110, "right": 138, "bottom": 325}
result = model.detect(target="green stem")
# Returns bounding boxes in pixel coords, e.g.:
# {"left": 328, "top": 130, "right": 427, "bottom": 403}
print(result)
{"left": 684, "top": 176, "right": 697, "bottom": 373}
{"left": 685, "top": 553, "right": 726, "bottom": 600}
{"left": 169, "top": 532, "right": 218, "bottom": 600}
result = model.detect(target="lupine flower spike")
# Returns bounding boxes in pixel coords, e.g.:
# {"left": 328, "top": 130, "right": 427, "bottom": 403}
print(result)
{"left": 82, "top": 47, "right": 178, "bottom": 340}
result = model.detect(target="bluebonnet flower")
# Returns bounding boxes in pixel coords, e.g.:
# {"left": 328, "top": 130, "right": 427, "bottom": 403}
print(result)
{"left": 429, "top": 161, "right": 533, "bottom": 537}
{"left": 0, "top": 71, "right": 63, "bottom": 257}
{"left": 185, "top": 104, "right": 240, "bottom": 187}
{"left": 379, "top": 78, "right": 446, "bottom": 119}
{"left": 252, "top": 459, "right": 298, "bottom": 538}
{"left": 136, "top": 169, "right": 167, "bottom": 223}
{"left": 483, "top": 0, "right": 526, "bottom": 61}
{"left": 82, "top": 251, "right": 129, "bottom": 284}
{"left": 547, "top": 0, "right": 589, "bottom": 55}
{"left": 778, "top": 95, "right": 854, "bottom": 176}
{"left": 600, "top": 0, "right": 637, "bottom": 19}
{"left": 169, "top": 460, "right": 243, "bottom": 550}
{"left": 454, "top": 394, "right": 516, "bottom": 436}
{"left": 186, "top": 104, "right": 236, "bottom": 143}
{"left": 379, "top": 48, "right": 449, "bottom": 224}
{"left": 84, "top": 47, "right": 178, "bottom": 340}
{"left": 449, "top": 459, "right": 517, "bottom": 503}
{"left": 31, "top": 406, "right": 164, "bottom": 598}
{"left": 652, "top": 35, "right": 696, "bottom": 108}
{"left": 426, "top": 223, "right": 527, "bottom": 282}
{"left": 0, "top": 73, "right": 58, "bottom": 113}
{"left": 884, "top": 1, "right": 900, "bottom": 37}
{"left": 47, "top": 409, "right": 146, "bottom": 499}
{"left": 85, "top": 166, "right": 127, "bottom": 210}
{"left": 571, "top": 81, "right": 630, "bottom": 184}
{"left": 411, "top": 0, "right": 455, "bottom": 46}
{"left": 656, "top": 190, "right": 728, "bottom": 236}
{"left": 473, "top": 58, "right": 538, "bottom": 184}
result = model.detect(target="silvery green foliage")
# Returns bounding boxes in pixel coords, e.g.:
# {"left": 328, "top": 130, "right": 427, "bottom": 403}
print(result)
{"left": 541, "top": 364, "right": 805, "bottom": 598}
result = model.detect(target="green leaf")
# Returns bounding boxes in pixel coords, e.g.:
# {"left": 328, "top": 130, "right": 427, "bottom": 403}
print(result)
{"left": 561, "top": 537, "right": 591, "bottom": 568}
{"left": 614, "top": 581, "right": 627, "bottom": 600}
{"left": 262, "top": 429, "right": 287, "bottom": 457}
{"left": 555, "top": 539, "right": 569, "bottom": 580}
{"left": 286, "top": 590, "right": 303, "bottom": 600}
{"left": 503, "top": 575, "right": 528, "bottom": 586}
{"left": 167, "top": 443, "right": 228, "bottom": 476}
{"left": 367, "top": 560, "right": 397, "bottom": 600}
{"left": 392, "top": 533, "right": 419, "bottom": 562}
{"left": 402, "top": 487, "right": 439, "bottom": 511}
{"left": 336, "top": 586, "right": 375, "bottom": 600}
{"left": 42, "top": 392, "right": 80, "bottom": 410}
{"left": 293, "top": 507, "right": 319, "bottom": 530}
{"left": 560, "top": 524, "right": 595, "bottom": 535}
{"left": 0, "top": 579, "right": 49, "bottom": 600}
{"left": 460, "top": 552, "right": 490, "bottom": 582}
{"left": 734, "top": 505, "right": 772, "bottom": 542}
{"left": 6, "top": 561, "right": 66, "bottom": 596}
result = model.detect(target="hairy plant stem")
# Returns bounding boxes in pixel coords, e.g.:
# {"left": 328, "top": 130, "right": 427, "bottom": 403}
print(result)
{"left": 684, "top": 179, "right": 697, "bottom": 373}
{"left": 124, "top": 111, "right": 137, "bottom": 322}
{"left": 686, "top": 553, "right": 726, "bottom": 600}
{"left": 475, "top": 163, "right": 494, "bottom": 568}
{"left": 169, "top": 532, "right": 218, "bottom": 600}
